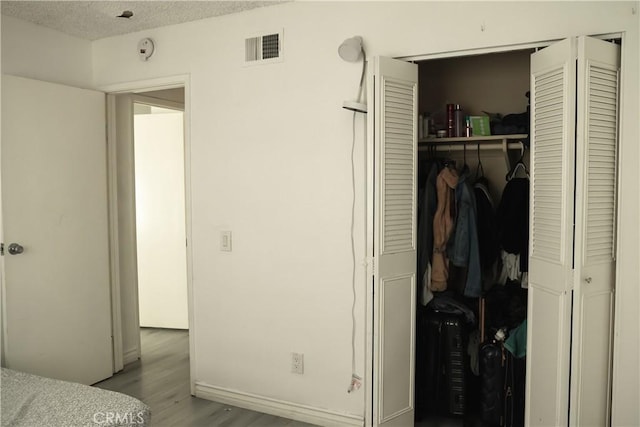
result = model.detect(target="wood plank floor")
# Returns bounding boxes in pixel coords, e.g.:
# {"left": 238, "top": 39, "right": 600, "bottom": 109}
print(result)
{"left": 95, "top": 328, "right": 316, "bottom": 427}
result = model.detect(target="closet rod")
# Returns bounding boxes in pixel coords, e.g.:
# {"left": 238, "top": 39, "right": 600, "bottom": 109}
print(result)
{"left": 418, "top": 141, "right": 525, "bottom": 169}
{"left": 417, "top": 141, "right": 524, "bottom": 152}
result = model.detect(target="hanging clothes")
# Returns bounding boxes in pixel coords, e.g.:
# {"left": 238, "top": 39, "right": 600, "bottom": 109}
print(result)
{"left": 474, "top": 178, "right": 499, "bottom": 288}
{"left": 495, "top": 175, "right": 530, "bottom": 289}
{"left": 447, "top": 167, "right": 482, "bottom": 298}
{"left": 496, "top": 177, "right": 530, "bottom": 273}
{"left": 431, "top": 166, "right": 458, "bottom": 292}
{"left": 497, "top": 251, "right": 521, "bottom": 284}
{"left": 505, "top": 319, "right": 528, "bottom": 358}
{"left": 417, "top": 162, "right": 439, "bottom": 305}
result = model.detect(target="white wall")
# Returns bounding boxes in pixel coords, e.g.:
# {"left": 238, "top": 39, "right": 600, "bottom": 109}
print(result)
{"left": 134, "top": 108, "right": 188, "bottom": 329}
{"left": 1, "top": 1, "right": 637, "bottom": 424}
{"left": 96, "top": 4, "right": 370, "bottom": 417}
{"left": 1, "top": 15, "right": 93, "bottom": 88}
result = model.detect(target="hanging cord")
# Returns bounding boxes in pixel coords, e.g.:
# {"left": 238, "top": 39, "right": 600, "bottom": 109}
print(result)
{"left": 350, "top": 110, "right": 358, "bottom": 380}
{"left": 348, "top": 110, "right": 362, "bottom": 393}
{"left": 347, "top": 49, "right": 366, "bottom": 394}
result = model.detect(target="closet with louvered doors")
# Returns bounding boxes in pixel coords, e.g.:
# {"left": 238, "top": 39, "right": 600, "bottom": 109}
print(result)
{"left": 410, "top": 36, "right": 621, "bottom": 427}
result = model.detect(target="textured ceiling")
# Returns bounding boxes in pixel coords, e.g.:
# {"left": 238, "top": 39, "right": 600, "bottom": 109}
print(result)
{"left": 1, "top": 1, "right": 285, "bottom": 41}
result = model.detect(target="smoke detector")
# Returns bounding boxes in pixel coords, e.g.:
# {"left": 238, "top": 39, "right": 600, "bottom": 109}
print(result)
{"left": 137, "top": 38, "right": 154, "bottom": 61}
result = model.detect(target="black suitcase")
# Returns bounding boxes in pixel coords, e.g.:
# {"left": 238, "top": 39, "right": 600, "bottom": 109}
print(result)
{"left": 503, "top": 352, "right": 526, "bottom": 427}
{"left": 421, "top": 310, "right": 444, "bottom": 415}
{"left": 442, "top": 316, "right": 466, "bottom": 415}
{"left": 414, "top": 307, "right": 431, "bottom": 420}
{"left": 422, "top": 310, "right": 467, "bottom": 416}
{"left": 480, "top": 341, "right": 504, "bottom": 426}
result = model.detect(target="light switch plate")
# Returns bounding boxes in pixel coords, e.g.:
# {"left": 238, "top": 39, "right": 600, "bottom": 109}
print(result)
{"left": 220, "top": 231, "right": 232, "bottom": 251}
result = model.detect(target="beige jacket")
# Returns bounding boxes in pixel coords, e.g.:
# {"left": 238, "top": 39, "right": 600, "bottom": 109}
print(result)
{"left": 431, "top": 166, "right": 458, "bottom": 291}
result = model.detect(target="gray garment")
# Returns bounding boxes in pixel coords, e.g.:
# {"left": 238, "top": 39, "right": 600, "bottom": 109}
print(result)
{"left": 467, "top": 329, "right": 481, "bottom": 376}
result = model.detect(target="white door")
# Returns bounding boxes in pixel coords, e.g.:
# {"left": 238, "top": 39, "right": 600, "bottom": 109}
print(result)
{"left": 570, "top": 36, "right": 619, "bottom": 427}
{"left": 1, "top": 75, "right": 113, "bottom": 385}
{"left": 527, "top": 37, "right": 576, "bottom": 426}
{"left": 527, "top": 36, "right": 619, "bottom": 426}
{"left": 371, "top": 56, "right": 418, "bottom": 427}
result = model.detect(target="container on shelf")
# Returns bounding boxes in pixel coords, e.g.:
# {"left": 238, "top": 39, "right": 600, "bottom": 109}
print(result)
{"left": 447, "top": 104, "right": 455, "bottom": 137}
{"left": 454, "top": 105, "right": 465, "bottom": 137}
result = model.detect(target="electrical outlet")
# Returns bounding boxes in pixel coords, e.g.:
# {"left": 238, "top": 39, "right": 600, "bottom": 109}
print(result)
{"left": 291, "top": 352, "right": 304, "bottom": 374}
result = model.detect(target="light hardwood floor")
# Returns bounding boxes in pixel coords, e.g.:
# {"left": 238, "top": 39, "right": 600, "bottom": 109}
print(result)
{"left": 95, "top": 328, "right": 316, "bottom": 427}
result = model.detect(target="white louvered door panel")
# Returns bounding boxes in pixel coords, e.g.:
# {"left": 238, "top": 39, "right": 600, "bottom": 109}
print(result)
{"left": 570, "top": 36, "right": 620, "bottom": 427}
{"left": 372, "top": 56, "right": 418, "bottom": 427}
{"left": 531, "top": 67, "right": 564, "bottom": 261}
{"left": 382, "top": 81, "right": 415, "bottom": 254}
{"left": 527, "top": 38, "right": 577, "bottom": 427}
{"left": 584, "top": 65, "right": 618, "bottom": 264}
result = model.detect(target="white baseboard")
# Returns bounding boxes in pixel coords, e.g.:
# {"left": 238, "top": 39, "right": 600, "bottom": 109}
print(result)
{"left": 194, "top": 382, "right": 364, "bottom": 427}
{"left": 123, "top": 347, "right": 140, "bottom": 365}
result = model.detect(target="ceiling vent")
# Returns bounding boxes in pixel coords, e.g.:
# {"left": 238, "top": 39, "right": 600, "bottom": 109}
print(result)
{"left": 245, "top": 30, "right": 283, "bottom": 65}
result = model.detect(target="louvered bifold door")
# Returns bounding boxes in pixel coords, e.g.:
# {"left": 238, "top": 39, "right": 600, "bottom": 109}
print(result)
{"left": 569, "top": 36, "right": 620, "bottom": 427}
{"left": 371, "top": 56, "right": 418, "bottom": 427}
{"left": 527, "top": 38, "right": 577, "bottom": 427}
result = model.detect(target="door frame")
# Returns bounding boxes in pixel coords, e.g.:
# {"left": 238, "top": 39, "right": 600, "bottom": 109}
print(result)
{"left": 99, "top": 75, "right": 196, "bottom": 392}
{"left": 365, "top": 34, "right": 625, "bottom": 426}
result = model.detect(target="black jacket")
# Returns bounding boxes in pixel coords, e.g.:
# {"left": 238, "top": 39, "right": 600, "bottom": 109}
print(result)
{"left": 496, "top": 177, "right": 530, "bottom": 272}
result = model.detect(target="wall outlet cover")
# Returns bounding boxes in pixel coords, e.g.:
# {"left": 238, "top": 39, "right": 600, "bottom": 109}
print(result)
{"left": 291, "top": 352, "right": 304, "bottom": 374}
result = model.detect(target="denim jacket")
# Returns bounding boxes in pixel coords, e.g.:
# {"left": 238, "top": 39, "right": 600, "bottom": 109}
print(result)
{"left": 447, "top": 167, "right": 482, "bottom": 297}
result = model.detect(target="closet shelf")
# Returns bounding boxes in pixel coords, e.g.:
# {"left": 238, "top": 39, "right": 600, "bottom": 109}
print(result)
{"left": 419, "top": 133, "right": 528, "bottom": 144}
{"left": 418, "top": 134, "right": 528, "bottom": 169}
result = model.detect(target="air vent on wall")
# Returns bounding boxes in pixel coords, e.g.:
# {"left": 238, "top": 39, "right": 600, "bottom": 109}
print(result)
{"left": 245, "top": 30, "right": 283, "bottom": 64}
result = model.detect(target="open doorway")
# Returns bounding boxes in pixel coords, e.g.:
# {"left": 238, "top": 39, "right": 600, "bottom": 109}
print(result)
{"left": 133, "top": 91, "right": 188, "bottom": 331}
{"left": 100, "top": 81, "right": 206, "bottom": 419}
{"left": 107, "top": 82, "right": 194, "bottom": 392}
{"left": 131, "top": 91, "right": 190, "bottom": 396}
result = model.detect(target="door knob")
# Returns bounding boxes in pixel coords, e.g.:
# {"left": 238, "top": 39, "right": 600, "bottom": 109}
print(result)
{"left": 585, "top": 277, "right": 592, "bottom": 284}
{"left": 7, "top": 243, "right": 24, "bottom": 255}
